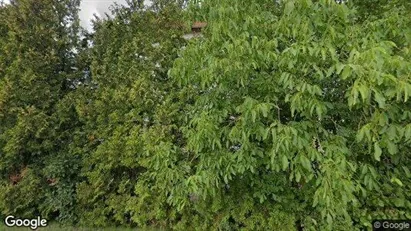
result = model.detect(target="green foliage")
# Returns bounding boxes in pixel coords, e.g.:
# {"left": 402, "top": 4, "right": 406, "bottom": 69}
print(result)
{"left": 0, "top": 0, "right": 410, "bottom": 230}
{"left": 72, "top": 1, "right": 187, "bottom": 228}
{"left": 0, "top": 0, "right": 82, "bottom": 224}
{"left": 168, "top": 0, "right": 411, "bottom": 229}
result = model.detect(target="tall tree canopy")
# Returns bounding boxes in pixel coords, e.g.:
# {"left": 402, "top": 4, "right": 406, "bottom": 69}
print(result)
{"left": 0, "top": 0, "right": 410, "bottom": 230}
{"left": 167, "top": 0, "right": 411, "bottom": 229}
{"left": 0, "top": 0, "right": 82, "bottom": 223}
{"left": 72, "top": 0, "right": 187, "bottom": 227}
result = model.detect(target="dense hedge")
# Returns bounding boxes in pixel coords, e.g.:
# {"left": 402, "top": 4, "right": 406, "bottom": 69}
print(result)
{"left": 0, "top": 0, "right": 410, "bottom": 230}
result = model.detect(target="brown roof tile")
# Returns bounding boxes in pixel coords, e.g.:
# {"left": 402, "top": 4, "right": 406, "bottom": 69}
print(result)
{"left": 192, "top": 22, "right": 207, "bottom": 29}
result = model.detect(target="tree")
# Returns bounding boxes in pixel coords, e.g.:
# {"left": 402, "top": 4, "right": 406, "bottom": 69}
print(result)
{"left": 1, "top": 0, "right": 409, "bottom": 229}
{"left": 167, "top": 0, "right": 411, "bottom": 229}
{"left": 351, "top": 0, "right": 411, "bottom": 22}
{"left": 0, "top": 0, "right": 82, "bottom": 223}
{"left": 73, "top": 1, "right": 187, "bottom": 227}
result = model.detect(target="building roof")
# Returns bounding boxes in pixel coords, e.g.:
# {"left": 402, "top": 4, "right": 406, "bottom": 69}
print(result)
{"left": 192, "top": 22, "right": 207, "bottom": 29}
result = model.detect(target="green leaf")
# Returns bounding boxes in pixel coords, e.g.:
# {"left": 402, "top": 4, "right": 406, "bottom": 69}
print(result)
{"left": 374, "top": 142, "right": 382, "bottom": 161}
{"left": 349, "top": 84, "right": 359, "bottom": 107}
{"left": 313, "top": 194, "right": 319, "bottom": 207}
{"left": 393, "top": 198, "right": 405, "bottom": 207}
{"left": 391, "top": 177, "right": 403, "bottom": 187}
{"left": 316, "top": 104, "right": 323, "bottom": 119}
{"left": 284, "top": 1, "right": 295, "bottom": 15}
{"left": 326, "top": 65, "right": 336, "bottom": 77}
{"left": 356, "top": 125, "right": 370, "bottom": 142}
{"left": 404, "top": 84, "right": 409, "bottom": 102}
{"left": 295, "top": 171, "right": 301, "bottom": 182}
{"left": 300, "top": 155, "right": 311, "bottom": 171}
{"left": 281, "top": 155, "right": 289, "bottom": 171}
{"left": 326, "top": 213, "right": 333, "bottom": 225}
{"left": 358, "top": 85, "right": 369, "bottom": 102}
{"left": 387, "top": 126, "right": 397, "bottom": 139}
{"left": 374, "top": 90, "right": 386, "bottom": 108}
{"left": 262, "top": 128, "right": 270, "bottom": 140}
{"left": 320, "top": 48, "right": 326, "bottom": 61}
{"left": 251, "top": 110, "right": 257, "bottom": 122}
{"left": 386, "top": 141, "right": 398, "bottom": 155}
{"left": 341, "top": 66, "right": 351, "bottom": 79}
{"left": 402, "top": 167, "right": 411, "bottom": 178}
{"left": 378, "top": 113, "right": 388, "bottom": 126}
{"left": 405, "top": 125, "right": 411, "bottom": 141}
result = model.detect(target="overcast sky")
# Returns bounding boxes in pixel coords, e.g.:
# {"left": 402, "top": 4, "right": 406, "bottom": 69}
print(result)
{"left": 2, "top": 0, "right": 142, "bottom": 31}
{"left": 79, "top": 0, "right": 127, "bottom": 30}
